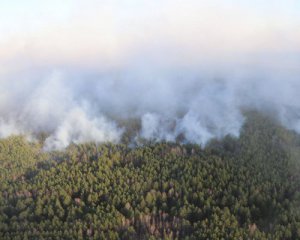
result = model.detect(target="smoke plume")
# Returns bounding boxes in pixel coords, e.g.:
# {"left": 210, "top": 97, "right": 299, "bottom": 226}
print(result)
{"left": 0, "top": 63, "right": 299, "bottom": 151}
{"left": 0, "top": 0, "right": 299, "bottom": 150}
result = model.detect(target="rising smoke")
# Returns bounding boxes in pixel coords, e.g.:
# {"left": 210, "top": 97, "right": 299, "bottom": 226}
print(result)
{"left": 0, "top": 62, "right": 299, "bottom": 151}
{"left": 0, "top": 1, "right": 299, "bottom": 150}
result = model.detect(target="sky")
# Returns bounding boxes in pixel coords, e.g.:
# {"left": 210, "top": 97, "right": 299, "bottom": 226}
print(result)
{"left": 0, "top": 0, "right": 299, "bottom": 73}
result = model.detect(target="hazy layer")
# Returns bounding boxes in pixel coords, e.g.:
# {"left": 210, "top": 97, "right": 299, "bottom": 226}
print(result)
{"left": 0, "top": 64, "right": 299, "bottom": 150}
{"left": 0, "top": 1, "right": 299, "bottom": 149}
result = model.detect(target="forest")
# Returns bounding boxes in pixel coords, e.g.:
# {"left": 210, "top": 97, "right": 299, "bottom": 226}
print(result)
{"left": 1, "top": 112, "right": 300, "bottom": 240}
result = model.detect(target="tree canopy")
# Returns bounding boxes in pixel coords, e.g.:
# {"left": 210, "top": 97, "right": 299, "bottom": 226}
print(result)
{"left": 0, "top": 112, "right": 300, "bottom": 239}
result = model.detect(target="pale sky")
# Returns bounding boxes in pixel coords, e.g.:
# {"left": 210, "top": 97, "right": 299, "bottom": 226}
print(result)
{"left": 0, "top": 0, "right": 299, "bottom": 72}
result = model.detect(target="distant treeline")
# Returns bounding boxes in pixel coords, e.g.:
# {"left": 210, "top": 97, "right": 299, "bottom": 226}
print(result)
{"left": 0, "top": 112, "right": 300, "bottom": 239}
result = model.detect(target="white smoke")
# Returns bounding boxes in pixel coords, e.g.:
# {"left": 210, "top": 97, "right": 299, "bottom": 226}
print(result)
{"left": 0, "top": 0, "right": 299, "bottom": 150}
{"left": 0, "top": 64, "right": 299, "bottom": 150}
{"left": 44, "top": 107, "right": 122, "bottom": 150}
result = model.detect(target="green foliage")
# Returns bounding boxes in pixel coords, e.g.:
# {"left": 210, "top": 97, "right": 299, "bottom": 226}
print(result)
{"left": 0, "top": 112, "right": 300, "bottom": 239}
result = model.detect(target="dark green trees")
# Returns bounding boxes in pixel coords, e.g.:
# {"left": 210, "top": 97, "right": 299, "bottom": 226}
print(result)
{"left": 1, "top": 113, "right": 300, "bottom": 239}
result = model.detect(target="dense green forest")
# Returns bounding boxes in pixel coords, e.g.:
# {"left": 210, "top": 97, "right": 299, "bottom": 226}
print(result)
{"left": 1, "top": 112, "right": 300, "bottom": 239}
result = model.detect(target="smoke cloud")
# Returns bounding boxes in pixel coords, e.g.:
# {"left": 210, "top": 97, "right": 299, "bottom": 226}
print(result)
{"left": 0, "top": 63, "right": 300, "bottom": 151}
{"left": 0, "top": 0, "right": 299, "bottom": 150}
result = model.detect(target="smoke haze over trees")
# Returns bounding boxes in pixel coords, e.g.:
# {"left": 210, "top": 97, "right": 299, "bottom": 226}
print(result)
{"left": 1, "top": 1, "right": 300, "bottom": 239}
{"left": 0, "top": 0, "right": 300, "bottom": 149}
{"left": 1, "top": 70, "right": 300, "bottom": 150}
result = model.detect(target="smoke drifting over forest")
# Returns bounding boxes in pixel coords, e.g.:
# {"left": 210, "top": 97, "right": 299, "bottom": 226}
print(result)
{"left": 0, "top": 65, "right": 299, "bottom": 150}
{"left": 0, "top": 1, "right": 299, "bottom": 150}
